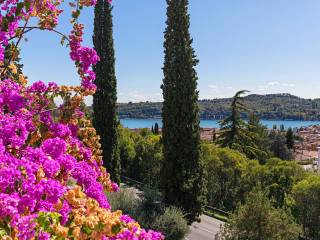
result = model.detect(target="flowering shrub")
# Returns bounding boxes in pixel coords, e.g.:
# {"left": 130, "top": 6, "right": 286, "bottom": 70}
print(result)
{"left": 0, "top": 0, "right": 163, "bottom": 239}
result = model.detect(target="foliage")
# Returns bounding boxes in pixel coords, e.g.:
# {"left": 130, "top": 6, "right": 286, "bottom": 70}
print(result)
{"left": 215, "top": 190, "right": 302, "bottom": 240}
{"left": 4, "top": 43, "right": 26, "bottom": 82}
{"left": 286, "top": 127, "right": 294, "bottom": 149}
{"left": 154, "top": 123, "right": 160, "bottom": 135}
{"left": 241, "top": 158, "right": 306, "bottom": 208}
{"left": 153, "top": 206, "right": 190, "bottom": 240}
{"left": 106, "top": 188, "right": 140, "bottom": 219}
{"left": 119, "top": 127, "right": 163, "bottom": 187}
{"left": 201, "top": 143, "right": 306, "bottom": 211}
{"left": 212, "top": 129, "right": 217, "bottom": 141}
{"left": 107, "top": 187, "right": 190, "bottom": 240}
{"left": 118, "top": 128, "right": 135, "bottom": 167}
{"left": 201, "top": 144, "right": 248, "bottom": 211}
{"left": 140, "top": 187, "right": 163, "bottom": 217}
{"left": 0, "top": 1, "right": 162, "bottom": 239}
{"left": 269, "top": 130, "right": 293, "bottom": 160}
{"left": 217, "top": 90, "right": 249, "bottom": 149}
{"left": 292, "top": 175, "right": 320, "bottom": 240}
{"left": 93, "top": 0, "right": 121, "bottom": 183}
{"left": 217, "top": 90, "right": 267, "bottom": 160}
{"left": 107, "top": 187, "right": 161, "bottom": 229}
{"left": 161, "top": 0, "right": 206, "bottom": 223}
{"left": 135, "top": 134, "right": 162, "bottom": 186}
{"left": 247, "top": 112, "right": 270, "bottom": 162}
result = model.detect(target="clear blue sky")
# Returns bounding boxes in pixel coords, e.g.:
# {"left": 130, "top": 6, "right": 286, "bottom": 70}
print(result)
{"left": 20, "top": 0, "right": 320, "bottom": 102}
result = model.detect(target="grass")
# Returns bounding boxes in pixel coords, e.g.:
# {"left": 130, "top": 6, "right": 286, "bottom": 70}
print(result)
{"left": 204, "top": 210, "right": 229, "bottom": 222}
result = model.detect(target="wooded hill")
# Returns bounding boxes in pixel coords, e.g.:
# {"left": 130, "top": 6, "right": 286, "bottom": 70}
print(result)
{"left": 117, "top": 93, "right": 320, "bottom": 120}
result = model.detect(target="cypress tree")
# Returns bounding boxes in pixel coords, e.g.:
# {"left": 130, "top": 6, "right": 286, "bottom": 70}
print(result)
{"left": 286, "top": 127, "right": 294, "bottom": 150}
{"left": 161, "top": 0, "right": 206, "bottom": 223}
{"left": 212, "top": 129, "right": 217, "bottom": 142}
{"left": 154, "top": 122, "right": 159, "bottom": 135}
{"left": 93, "top": 0, "right": 121, "bottom": 183}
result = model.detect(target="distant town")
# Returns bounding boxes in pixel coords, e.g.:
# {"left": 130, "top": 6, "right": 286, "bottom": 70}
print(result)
{"left": 295, "top": 125, "right": 320, "bottom": 162}
{"left": 131, "top": 124, "right": 320, "bottom": 169}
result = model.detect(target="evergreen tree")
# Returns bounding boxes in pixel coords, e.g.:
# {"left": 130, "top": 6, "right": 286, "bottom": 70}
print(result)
{"left": 93, "top": 0, "right": 121, "bottom": 183}
{"left": 217, "top": 91, "right": 269, "bottom": 161}
{"left": 217, "top": 90, "right": 248, "bottom": 149}
{"left": 269, "top": 130, "right": 293, "bottom": 160}
{"left": 286, "top": 127, "right": 294, "bottom": 150}
{"left": 154, "top": 122, "right": 159, "bottom": 135}
{"left": 247, "top": 113, "right": 270, "bottom": 163}
{"left": 161, "top": 0, "right": 206, "bottom": 223}
{"left": 212, "top": 129, "right": 217, "bottom": 142}
{"left": 151, "top": 125, "right": 154, "bottom": 134}
{"left": 217, "top": 90, "right": 259, "bottom": 158}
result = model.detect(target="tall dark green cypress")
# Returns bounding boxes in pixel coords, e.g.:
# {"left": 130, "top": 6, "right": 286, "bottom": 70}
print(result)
{"left": 161, "top": 0, "right": 206, "bottom": 223}
{"left": 286, "top": 127, "right": 294, "bottom": 150}
{"left": 154, "top": 123, "right": 159, "bottom": 135}
{"left": 93, "top": 0, "right": 121, "bottom": 183}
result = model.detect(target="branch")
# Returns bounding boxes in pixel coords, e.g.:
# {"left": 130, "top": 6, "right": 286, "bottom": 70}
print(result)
{"left": 0, "top": 15, "right": 31, "bottom": 76}
{"left": 20, "top": 26, "right": 70, "bottom": 42}
{"left": 1, "top": 0, "right": 38, "bottom": 77}
{"left": 1, "top": 26, "right": 70, "bottom": 72}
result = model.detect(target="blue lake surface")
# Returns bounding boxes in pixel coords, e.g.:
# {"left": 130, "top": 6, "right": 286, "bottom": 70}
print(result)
{"left": 120, "top": 118, "right": 320, "bottom": 129}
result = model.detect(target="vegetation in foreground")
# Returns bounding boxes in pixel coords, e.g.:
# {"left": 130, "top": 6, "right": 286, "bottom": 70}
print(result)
{"left": 107, "top": 188, "right": 189, "bottom": 240}
{"left": 215, "top": 190, "right": 302, "bottom": 240}
{"left": 117, "top": 90, "right": 320, "bottom": 239}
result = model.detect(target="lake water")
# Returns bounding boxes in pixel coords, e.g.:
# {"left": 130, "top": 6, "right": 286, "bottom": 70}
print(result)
{"left": 120, "top": 118, "right": 320, "bottom": 129}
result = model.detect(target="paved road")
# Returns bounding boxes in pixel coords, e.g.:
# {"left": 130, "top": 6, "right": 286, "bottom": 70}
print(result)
{"left": 185, "top": 215, "right": 224, "bottom": 240}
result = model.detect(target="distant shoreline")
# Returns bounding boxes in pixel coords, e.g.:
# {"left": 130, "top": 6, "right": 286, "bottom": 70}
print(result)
{"left": 116, "top": 93, "right": 320, "bottom": 121}
{"left": 119, "top": 117, "right": 320, "bottom": 122}
{"left": 119, "top": 118, "right": 320, "bottom": 130}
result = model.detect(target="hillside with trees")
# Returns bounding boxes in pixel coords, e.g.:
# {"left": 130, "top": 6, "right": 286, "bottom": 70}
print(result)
{"left": 117, "top": 93, "right": 320, "bottom": 120}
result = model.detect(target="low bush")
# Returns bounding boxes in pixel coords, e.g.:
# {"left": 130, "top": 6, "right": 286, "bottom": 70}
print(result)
{"left": 106, "top": 187, "right": 141, "bottom": 218}
{"left": 153, "top": 206, "right": 190, "bottom": 240}
{"left": 108, "top": 187, "right": 190, "bottom": 240}
{"left": 215, "top": 189, "right": 302, "bottom": 240}
{"left": 134, "top": 187, "right": 164, "bottom": 229}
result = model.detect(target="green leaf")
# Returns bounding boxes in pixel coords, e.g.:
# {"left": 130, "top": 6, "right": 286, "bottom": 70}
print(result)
{"left": 60, "top": 36, "right": 66, "bottom": 46}
{"left": 0, "top": 229, "right": 7, "bottom": 237}
{"left": 81, "top": 226, "right": 92, "bottom": 235}
{"left": 16, "top": 2, "right": 24, "bottom": 16}
{"left": 25, "top": 1, "right": 31, "bottom": 11}
{"left": 111, "top": 223, "right": 121, "bottom": 234}
{"left": 72, "top": 10, "right": 80, "bottom": 19}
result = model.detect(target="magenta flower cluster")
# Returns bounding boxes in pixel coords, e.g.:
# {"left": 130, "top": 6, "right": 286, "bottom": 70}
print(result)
{"left": 0, "top": 0, "right": 163, "bottom": 239}
{"left": 0, "top": 79, "right": 108, "bottom": 232}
